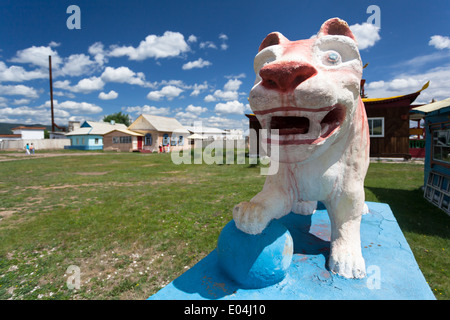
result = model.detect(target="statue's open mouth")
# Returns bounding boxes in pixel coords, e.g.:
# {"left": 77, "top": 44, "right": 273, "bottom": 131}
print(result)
{"left": 262, "top": 104, "right": 346, "bottom": 145}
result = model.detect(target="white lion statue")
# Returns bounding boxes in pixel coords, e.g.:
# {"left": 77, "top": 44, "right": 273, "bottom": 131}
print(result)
{"left": 233, "top": 18, "right": 370, "bottom": 279}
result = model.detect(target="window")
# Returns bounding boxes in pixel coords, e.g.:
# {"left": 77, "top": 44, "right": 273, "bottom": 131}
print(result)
{"left": 113, "top": 136, "right": 131, "bottom": 144}
{"left": 119, "top": 136, "right": 132, "bottom": 144}
{"left": 145, "top": 134, "right": 152, "bottom": 146}
{"left": 170, "top": 135, "right": 177, "bottom": 146}
{"left": 368, "top": 117, "right": 384, "bottom": 137}
{"left": 433, "top": 129, "right": 450, "bottom": 164}
{"left": 95, "top": 138, "right": 99, "bottom": 144}
{"left": 178, "top": 136, "right": 184, "bottom": 146}
{"left": 163, "top": 134, "right": 170, "bottom": 146}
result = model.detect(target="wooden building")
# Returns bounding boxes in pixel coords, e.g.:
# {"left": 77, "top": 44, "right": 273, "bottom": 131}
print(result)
{"left": 363, "top": 82, "right": 428, "bottom": 158}
{"left": 103, "top": 129, "right": 144, "bottom": 152}
{"left": 410, "top": 98, "right": 450, "bottom": 215}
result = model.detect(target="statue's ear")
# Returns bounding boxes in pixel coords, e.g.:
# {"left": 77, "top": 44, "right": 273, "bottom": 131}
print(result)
{"left": 317, "top": 18, "right": 356, "bottom": 41}
{"left": 258, "top": 32, "right": 289, "bottom": 52}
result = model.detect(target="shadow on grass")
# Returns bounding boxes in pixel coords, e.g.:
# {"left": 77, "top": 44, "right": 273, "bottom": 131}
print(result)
{"left": 365, "top": 186, "right": 450, "bottom": 240}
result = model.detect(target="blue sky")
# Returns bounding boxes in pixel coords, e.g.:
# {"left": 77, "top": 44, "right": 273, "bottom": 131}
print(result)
{"left": 0, "top": 0, "right": 449, "bottom": 130}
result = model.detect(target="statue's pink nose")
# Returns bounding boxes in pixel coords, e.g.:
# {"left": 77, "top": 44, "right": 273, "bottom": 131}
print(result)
{"left": 259, "top": 61, "right": 317, "bottom": 92}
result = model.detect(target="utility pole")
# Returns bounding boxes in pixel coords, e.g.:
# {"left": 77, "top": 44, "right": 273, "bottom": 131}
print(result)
{"left": 49, "top": 55, "right": 55, "bottom": 133}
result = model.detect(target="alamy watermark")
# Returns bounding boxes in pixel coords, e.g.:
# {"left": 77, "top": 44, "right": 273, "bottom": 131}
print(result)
{"left": 66, "top": 265, "right": 81, "bottom": 290}
{"left": 366, "top": 265, "right": 381, "bottom": 290}
{"left": 66, "top": 5, "right": 81, "bottom": 30}
{"left": 366, "top": 5, "right": 381, "bottom": 28}
{"left": 170, "top": 122, "right": 279, "bottom": 175}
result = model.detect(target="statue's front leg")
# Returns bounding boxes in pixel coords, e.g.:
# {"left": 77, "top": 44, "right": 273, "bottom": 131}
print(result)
{"left": 233, "top": 180, "right": 294, "bottom": 235}
{"left": 324, "top": 189, "right": 366, "bottom": 279}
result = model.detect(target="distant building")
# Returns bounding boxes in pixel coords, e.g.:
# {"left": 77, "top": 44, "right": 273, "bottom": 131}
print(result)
{"left": 103, "top": 128, "right": 144, "bottom": 152}
{"left": 11, "top": 126, "right": 45, "bottom": 140}
{"left": 185, "top": 125, "right": 226, "bottom": 140}
{"left": 127, "top": 114, "right": 190, "bottom": 152}
{"left": 411, "top": 98, "right": 450, "bottom": 215}
{"left": 65, "top": 121, "right": 127, "bottom": 150}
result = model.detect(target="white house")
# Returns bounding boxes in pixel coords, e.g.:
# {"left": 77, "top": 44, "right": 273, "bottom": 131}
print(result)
{"left": 11, "top": 126, "right": 45, "bottom": 140}
{"left": 185, "top": 125, "right": 226, "bottom": 140}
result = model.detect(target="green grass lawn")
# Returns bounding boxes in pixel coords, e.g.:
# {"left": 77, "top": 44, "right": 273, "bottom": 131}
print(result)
{"left": 0, "top": 152, "right": 448, "bottom": 300}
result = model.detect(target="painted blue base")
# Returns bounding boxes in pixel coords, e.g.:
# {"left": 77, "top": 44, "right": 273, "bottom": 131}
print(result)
{"left": 217, "top": 219, "right": 293, "bottom": 288}
{"left": 149, "top": 202, "right": 435, "bottom": 300}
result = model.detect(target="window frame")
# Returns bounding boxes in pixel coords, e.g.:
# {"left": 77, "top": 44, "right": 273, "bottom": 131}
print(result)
{"left": 144, "top": 133, "right": 152, "bottom": 146}
{"left": 368, "top": 117, "right": 385, "bottom": 138}
{"left": 432, "top": 129, "right": 450, "bottom": 165}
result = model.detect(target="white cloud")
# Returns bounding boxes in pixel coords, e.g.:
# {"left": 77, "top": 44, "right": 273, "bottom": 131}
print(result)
{"left": 98, "top": 90, "right": 118, "bottom": 100}
{"left": 75, "top": 77, "right": 105, "bottom": 93}
{"left": 186, "top": 104, "right": 207, "bottom": 115}
{"left": 204, "top": 94, "right": 216, "bottom": 102}
{"left": 147, "top": 85, "right": 183, "bottom": 101}
{"left": 0, "top": 61, "right": 47, "bottom": 82}
{"left": 0, "top": 84, "right": 39, "bottom": 98}
{"left": 101, "top": 66, "right": 148, "bottom": 86}
{"left": 388, "top": 78, "right": 423, "bottom": 91}
{"left": 366, "top": 80, "right": 385, "bottom": 90}
{"left": 219, "top": 33, "right": 229, "bottom": 50}
{"left": 54, "top": 77, "right": 105, "bottom": 94}
{"left": 0, "top": 99, "right": 102, "bottom": 124}
{"left": 188, "top": 35, "right": 197, "bottom": 43}
{"left": 224, "top": 79, "right": 242, "bottom": 91}
{"left": 10, "top": 45, "right": 62, "bottom": 68}
{"left": 175, "top": 111, "right": 199, "bottom": 122}
{"left": 182, "top": 58, "right": 212, "bottom": 70}
{"left": 88, "top": 42, "right": 108, "bottom": 66}
{"left": 225, "top": 73, "right": 246, "bottom": 79}
{"left": 0, "top": 106, "right": 65, "bottom": 120}
{"left": 214, "top": 100, "right": 246, "bottom": 115}
{"left": 212, "top": 89, "right": 239, "bottom": 101}
{"left": 200, "top": 41, "right": 217, "bottom": 50}
{"left": 429, "top": 35, "right": 450, "bottom": 50}
{"left": 49, "top": 41, "right": 61, "bottom": 48}
{"left": 108, "top": 31, "right": 190, "bottom": 60}
{"left": 190, "top": 82, "right": 208, "bottom": 96}
{"left": 123, "top": 105, "right": 170, "bottom": 116}
{"left": 204, "top": 78, "right": 243, "bottom": 102}
{"left": 349, "top": 23, "right": 381, "bottom": 50}
{"left": 59, "top": 53, "right": 97, "bottom": 77}
{"left": 57, "top": 100, "right": 103, "bottom": 114}
{"left": 365, "top": 65, "right": 450, "bottom": 104}
{"left": 12, "top": 98, "right": 31, "bottom": 105}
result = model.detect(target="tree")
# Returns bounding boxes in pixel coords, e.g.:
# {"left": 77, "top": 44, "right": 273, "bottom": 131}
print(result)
{"left": 103, "top": 112, "right": 131, "bottom": 126}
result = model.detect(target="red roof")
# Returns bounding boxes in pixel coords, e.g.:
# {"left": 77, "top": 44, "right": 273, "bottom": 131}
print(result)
{"left": 11, "top": 126, "right": 46, "bottom": 131}
{"left": 0, "top": 134, "right": 22, "bottom": 138}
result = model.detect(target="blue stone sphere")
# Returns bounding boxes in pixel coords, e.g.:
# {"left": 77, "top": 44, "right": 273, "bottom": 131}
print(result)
{"left": 217, "top": 219, "right": 293, "bottom": 288}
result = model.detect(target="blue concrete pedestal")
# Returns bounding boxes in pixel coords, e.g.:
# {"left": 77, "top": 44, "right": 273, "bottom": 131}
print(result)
{"left": 149, "top": 202, "right": 435, "bottom": 300}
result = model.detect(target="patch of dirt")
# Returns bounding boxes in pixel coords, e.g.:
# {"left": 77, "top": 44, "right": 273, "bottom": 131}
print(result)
{"left": 75, "top": 172, "right": 109, "bottom": 176}
{"left": 0, "top": 210, "right": 16, "bottom": 220}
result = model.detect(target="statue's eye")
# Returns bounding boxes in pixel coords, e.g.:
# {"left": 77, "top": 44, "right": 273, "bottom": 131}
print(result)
{"left": 323, "top": 51, "right": 341, "bottom": 66}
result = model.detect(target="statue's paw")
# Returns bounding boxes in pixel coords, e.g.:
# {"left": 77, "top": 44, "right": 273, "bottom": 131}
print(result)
{"left": 328, "top": 247, "right": 366, "bottom": 279}
{"left": 292, "top": 200, "right": 317, "bottom": 215}
{"left": 233, "top": 201, "right": 269, "bottom": 235}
